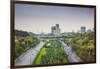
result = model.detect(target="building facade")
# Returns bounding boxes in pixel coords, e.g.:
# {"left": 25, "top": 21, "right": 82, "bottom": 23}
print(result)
{"left": 51, "top": 24, "right": 61, "bottom": 36}
{"left": 81, "top": 26, "right": 86, "bottom": 33}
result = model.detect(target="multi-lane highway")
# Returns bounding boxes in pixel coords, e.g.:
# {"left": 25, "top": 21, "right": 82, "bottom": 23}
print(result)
{"left": 15, "top": 39, "right": 81, "bottom": 66}
{"left": 15, "top": 41, "right": 45, "bottom": 65}
{"left": 60, "top": 40, "right": 81, "bottom": 62}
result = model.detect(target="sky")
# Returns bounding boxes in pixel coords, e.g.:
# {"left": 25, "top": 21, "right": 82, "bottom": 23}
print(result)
{"left": 15, "top": 4, "right": 94, "bottom": 34}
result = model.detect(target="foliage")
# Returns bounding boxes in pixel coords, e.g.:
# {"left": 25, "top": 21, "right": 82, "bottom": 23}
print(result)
{"left": 33, "top": 48, "right": 46, "bottom": 64}
{"left": 15, "top": 30, "right": 39, "bottom": 59}
{"left": 33, "top": 40, "right": 69, "bottom": 64}
{"left": 64, "top": 32, "right": 95, "bottom": 62}
{"left": 15, "top": 30, "right": 29, "bottom": 37}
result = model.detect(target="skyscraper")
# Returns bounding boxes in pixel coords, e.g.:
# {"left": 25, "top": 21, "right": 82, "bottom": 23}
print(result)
{"left": 81, "top": 26, "right": 86, "bottom": 33}
{"left": 87, "top": 29, "right": 92, "bottom": 32}
{"left": 51, "top": 24, "right": 61, "bottom": 36}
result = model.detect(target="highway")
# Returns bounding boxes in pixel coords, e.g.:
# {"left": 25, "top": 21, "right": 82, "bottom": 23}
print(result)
{"left": 60, "top": 40, "right": 81, "bottom": 63}
{"left": 15, "top": 40, "right": 81, "bottom": 66}
{"left": 15, "top": 41, "right": 45, "bottom": 65}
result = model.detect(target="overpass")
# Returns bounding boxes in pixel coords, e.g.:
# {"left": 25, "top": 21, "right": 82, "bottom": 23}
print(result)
{"left": 39, "top": 36, "right": 63, "bottom": 38}
{"left": 36, "top": 35, "right": 65, "bottom": 41}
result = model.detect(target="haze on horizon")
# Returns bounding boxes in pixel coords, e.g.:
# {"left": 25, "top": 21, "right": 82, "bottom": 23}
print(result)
{"left": 15, "top": 4, "right": 94, "bottom": 34}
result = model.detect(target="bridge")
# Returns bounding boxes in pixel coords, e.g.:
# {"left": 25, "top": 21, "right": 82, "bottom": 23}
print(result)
{"left": 39, "top": 35, "right": 63, "bottom": 38}
{"left": 36, "top": 34, "right": 74, "bottom": 38}
{"left": 36, "top": 35, "right": 65, "bottom": 41}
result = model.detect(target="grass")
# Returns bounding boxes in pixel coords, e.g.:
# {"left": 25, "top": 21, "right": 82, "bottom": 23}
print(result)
{"left": 33, "top": 48, "right": 46, "bottom": 64}
{"left": 33, "top": 40, "right": 69, "bottom": 64}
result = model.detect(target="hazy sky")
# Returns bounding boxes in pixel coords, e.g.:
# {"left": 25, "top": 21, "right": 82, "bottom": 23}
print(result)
{"left": 15, "top": 4, "right": 94, "bottom": 34}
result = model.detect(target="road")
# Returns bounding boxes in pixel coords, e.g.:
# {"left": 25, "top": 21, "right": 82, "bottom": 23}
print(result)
{"left": 15, "top": 41, "right": 45, "bottom": 66}
{"left": 60, "top": 40, "right": 81, "bottom": 63}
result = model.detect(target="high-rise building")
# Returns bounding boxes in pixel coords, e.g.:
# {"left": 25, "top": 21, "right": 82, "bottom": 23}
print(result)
{"left": 87, "top": 29, "right": 92, "bottom": 32}
{"left": 51, "top": 26, "right": 56, "bottom": 35}
{"left": 81, "top": 26, "right": 86, "bottom": 33}
{"left": 51, "top": 24, "right": 61, "bottom": 36}
{"left": 56, "top": 24, "right": 59, "bottom": 28}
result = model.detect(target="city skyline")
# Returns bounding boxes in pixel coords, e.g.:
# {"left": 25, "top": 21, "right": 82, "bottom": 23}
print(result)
{"left": 15, "top": 4, "right": 94, "bottom": 34}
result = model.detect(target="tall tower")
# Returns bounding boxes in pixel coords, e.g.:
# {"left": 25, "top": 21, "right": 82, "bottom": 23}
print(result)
{"left": 56, "top": 24, "right": 60, "bottom": 34}
{"left": 51, "top": 24, "right": 61, "bottom": 36}
{"left": 81, "top": 26, "right": 86, "bottom": 33}
{"left": 51, "top": 26, "right": 56, "bottom": 35}
{"left": 56, "top": 24, "right": 59, "bottom": 28}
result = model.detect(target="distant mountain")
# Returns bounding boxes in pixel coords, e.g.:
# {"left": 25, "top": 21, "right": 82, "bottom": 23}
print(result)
{"left": 28, "top": 32, "right": 37, "bottom": 36}
{"left": 15, "top": 30, "right": 29, "bottom": 37}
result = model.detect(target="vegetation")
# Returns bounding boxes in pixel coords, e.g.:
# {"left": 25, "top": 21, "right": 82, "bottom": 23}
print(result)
{"left": 33, "top": 40, "right": 69, "bottom": 64}
{"left": 15, "top": 30, "right": 39, "bottom": 59}
{"left": 15, "top": 30, "right": 29, "bottom": 37}
{"left": 64, "top": 32, "right": 95, "bottom": 62}
{"left": 33, "top": 48, "right": 46, "bottom": 64}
